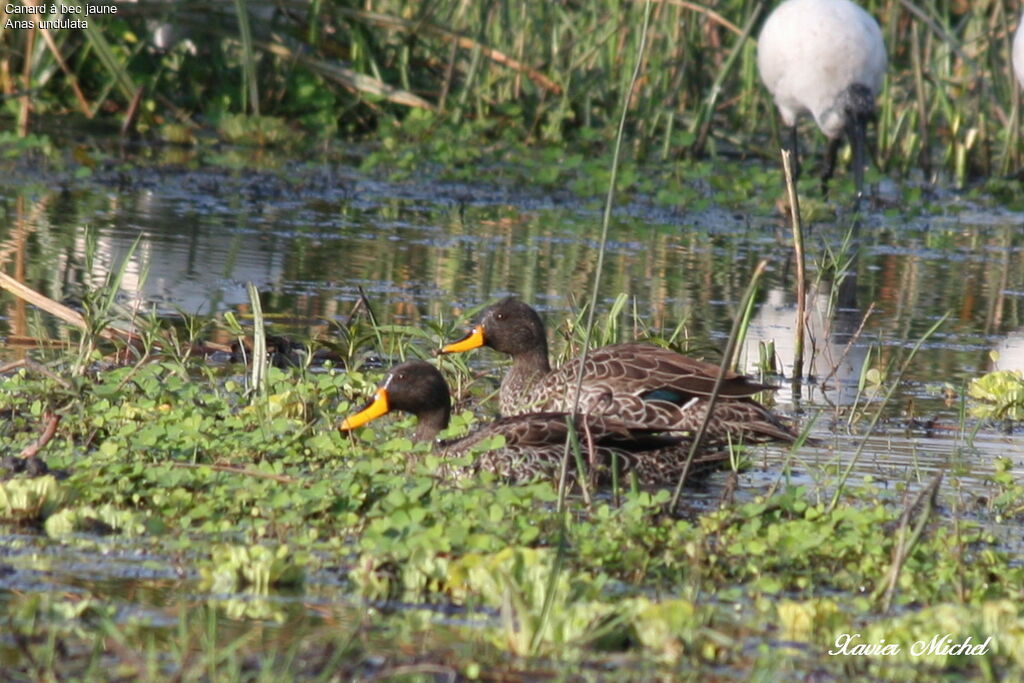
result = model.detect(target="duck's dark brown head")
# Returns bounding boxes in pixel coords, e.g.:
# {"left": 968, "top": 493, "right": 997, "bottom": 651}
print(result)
{"left": 441, "top": 297, "right": 549, "bottom": 361}
{"left": 340, "top": 360, "right": 451, "bottom": 441}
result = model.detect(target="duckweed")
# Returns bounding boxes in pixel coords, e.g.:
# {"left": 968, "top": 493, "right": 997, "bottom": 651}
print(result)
{"left": 0, "top": 337, "right": 1022, "bottom": 679}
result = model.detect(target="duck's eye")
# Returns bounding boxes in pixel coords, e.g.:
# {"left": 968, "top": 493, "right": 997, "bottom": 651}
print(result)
{"left": 495, "top": 313, "right": 505, "bottom": 320}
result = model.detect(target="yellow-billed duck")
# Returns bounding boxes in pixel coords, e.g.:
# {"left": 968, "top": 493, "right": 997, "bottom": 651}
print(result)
{"left": 440, "top": 298, "right": 801, "bottom": 445}
{"left": 339, "top": 360, "right": 726, "bottom": 486}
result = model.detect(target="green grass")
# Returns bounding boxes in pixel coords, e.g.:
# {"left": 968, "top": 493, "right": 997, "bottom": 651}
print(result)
{"left": 1, "top": 293, "right": 1024, "bottom": 678}
{"left": 4, "top": 2, "right": 1024, "bottom": 676}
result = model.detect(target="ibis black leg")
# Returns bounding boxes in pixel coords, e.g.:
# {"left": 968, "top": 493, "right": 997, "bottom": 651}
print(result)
{"left": 821, "top": 136, "right": 842, "bottom": 198}
{"left": 848, "top": 118, "right": 868, "bottom": 203}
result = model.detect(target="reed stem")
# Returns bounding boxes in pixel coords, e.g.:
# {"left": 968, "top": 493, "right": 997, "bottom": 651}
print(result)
{"left": 782, "top": 149, "right": 806, "bottom": 397}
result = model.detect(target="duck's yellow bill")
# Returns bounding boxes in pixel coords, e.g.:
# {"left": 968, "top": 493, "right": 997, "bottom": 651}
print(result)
{"left": 441, "top": 325, "right": 486, "bottom": 353}
{"left": 340, "top": 388, "right": 390, "bottom": 431}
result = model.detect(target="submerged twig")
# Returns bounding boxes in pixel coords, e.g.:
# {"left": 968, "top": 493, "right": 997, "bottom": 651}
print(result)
{"left": 347, "top": 286, "right": 380, "bottom": 329}
{"left": 0, "top": 272, "right": 137, "bottom": 344}
{"left": 818, "top": 301, "right": 876, "bottom": 389}
{"left": 260, "top": 38, "right": 436, "bottom": 111}
{"left": 0, "top": 358, "right": 73, "bottom": 390}
{"left": 826, "top": 313, "right": 949, "bottom": 513}
{"left": 170, "top": 462, "right": 298, "bottom": 485}
{"left": 18, "top": 412, "right": 61, "bottom": 459}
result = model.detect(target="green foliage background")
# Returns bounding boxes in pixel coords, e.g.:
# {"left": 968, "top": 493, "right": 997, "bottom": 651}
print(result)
{"left": 2, "top": 0, "right": 1022, "bottom": 182}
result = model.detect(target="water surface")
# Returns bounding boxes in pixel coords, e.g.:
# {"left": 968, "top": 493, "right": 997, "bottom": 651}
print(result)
{"left": 2, "top": 151, "right": 1024, "bottom": 659}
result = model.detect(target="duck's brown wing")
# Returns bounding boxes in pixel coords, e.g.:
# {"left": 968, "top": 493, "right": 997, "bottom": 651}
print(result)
{"left": 438, "top": 412, "right": 592, "bottom": 482}
{"left": 668, "top": 397, "right": 803, "bottom": 444}
{"left": 536, "top": 343, "right": 773, "bottom": 408}
{"left": 516, "top": 343, "right": 799, "bottom": 444}
{"left": 444, "top": 412, "right": 666, "bottom": 452}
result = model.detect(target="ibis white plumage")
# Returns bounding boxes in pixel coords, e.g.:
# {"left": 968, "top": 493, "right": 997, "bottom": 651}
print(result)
{"left": 757, "top": 0, "right": 887, "bottom": 198}
{"left": 1013, "top": 12, "right": 1024, "bottom": 88}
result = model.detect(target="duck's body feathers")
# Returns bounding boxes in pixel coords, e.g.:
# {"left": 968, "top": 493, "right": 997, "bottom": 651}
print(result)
{"left": 340, "top": 360, "right": 726, "bottom": 487}
{"left": 441, "top": 411, "right": 724, "bottom": 485}
{"left": 502, "top": 342, "right": 796, "bottom": 445}
{"left": 442, "top": 299, "right": 802, "bottom": 446}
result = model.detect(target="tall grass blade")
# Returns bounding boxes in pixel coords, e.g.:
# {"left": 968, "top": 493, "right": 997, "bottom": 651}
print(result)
{"left": 689, "top": 2, "right": 763, "bottom": 156}
{"left": 782, "top": 149, "right": 807, "bottom": 397}
{"left": 247, "top": 282, "right": 268, "bottom": 398}
{"left": 16, "top": 20, "right": 37, "bottom": 136}
{"left": 233, "top": 0, "right": 260, "bottom": 115}
{"left": 537, "top": 0, "right": 654, "bottom": 663}
{"left": 72, "top": 1, "right": 137, "bottom": 101}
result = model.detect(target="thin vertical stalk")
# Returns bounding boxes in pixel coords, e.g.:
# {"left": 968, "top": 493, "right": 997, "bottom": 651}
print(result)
{"left": 306, "top": 0, "right": 323, "bottom": 44}
{"left": 910, "top": 21, "right": 931, "bottom": 180}
{"left": 18, "top": 23, "right": 36, "bottom": 137}
{"left": 247, "top": 282, "right": 268, "bottom": 398}
{"left": 782, "top": 149, "right": 806, "bottom": 395}
{"left": 534, "top": 0, "right": 654, "bottom": 660}
{"left": 1003, "top": 5, "right": 1020, "bottom": 175}
{"left": 454, "top": 0, "right": 491, "bottom": 120}
{"left": 72, "top": 0, "right": 138, "bottom": 101}
{"left": 668, "top": 259, "right": 768, "bottom": 514}
{"left": 234, "top": 0, "right": 260, "bottom": 115}
{"left": 872, "top": 472, "right": 943, "bottom": 612}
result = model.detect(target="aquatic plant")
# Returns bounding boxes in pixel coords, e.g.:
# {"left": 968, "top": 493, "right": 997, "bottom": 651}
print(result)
{"left": 200, "top": 543, "right": 307, "bottom": 594}
{"left": 987, "top": 457, "right": 1024, "bottom": 521}
{"left": 447, "top": 547, "right": 622, "bottom": 656}
{"left": 43, "top": 504, "right": 150, "bottom": 538}
{"left": 1, "top": 216, "right": 1024, "bottom": 678}
{"left": 969, "top": 369, "right": 1024, "bottom": 421}
{"left": 0, "top": 475, "right": 68, "bottom": 523}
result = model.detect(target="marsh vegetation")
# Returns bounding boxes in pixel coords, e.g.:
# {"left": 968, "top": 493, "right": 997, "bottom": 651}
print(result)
{"left": 3, "top": 1, "right": 1024, "bottom": 680}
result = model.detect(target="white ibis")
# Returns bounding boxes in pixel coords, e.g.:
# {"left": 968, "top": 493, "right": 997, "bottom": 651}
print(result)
{"left": 757, "top": 0, "right": 887, "bottom": 198}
